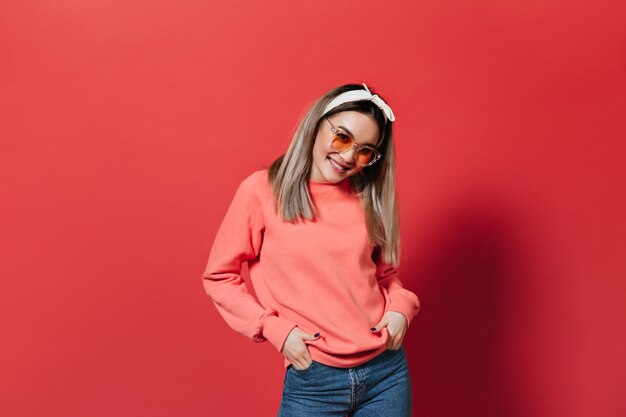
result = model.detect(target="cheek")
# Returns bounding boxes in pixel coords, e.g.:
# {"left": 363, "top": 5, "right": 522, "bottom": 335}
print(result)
{"left": 313, "top": 143, "right": 325, "bottom": 159}
{"left": 314, "top": 139, "right": 331, "bottom": 157}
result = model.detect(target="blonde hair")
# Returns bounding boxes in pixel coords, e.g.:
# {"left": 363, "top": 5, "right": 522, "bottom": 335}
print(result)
{"left": 266, "top": 83, "right": 400, "bottom": 266}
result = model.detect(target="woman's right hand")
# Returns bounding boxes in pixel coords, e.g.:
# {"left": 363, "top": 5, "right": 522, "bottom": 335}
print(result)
{"left": 281, "top": 327, "right": 321, "bottom": 370}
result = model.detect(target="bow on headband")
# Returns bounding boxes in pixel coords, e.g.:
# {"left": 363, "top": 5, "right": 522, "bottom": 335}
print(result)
{"left": 322, "top": 83, "right": 396, "bottom": 122}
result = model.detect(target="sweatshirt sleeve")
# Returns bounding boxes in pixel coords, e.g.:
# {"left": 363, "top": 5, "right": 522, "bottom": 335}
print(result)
{"left": 201, "top": 176, "right": 298, "bottom": 353}
{"left": 373, "top": 246, "right": 421, "bottom": 328}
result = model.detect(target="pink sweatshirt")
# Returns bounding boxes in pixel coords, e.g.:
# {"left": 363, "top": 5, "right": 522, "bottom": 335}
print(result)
{"left": 201, "top": 169, "right": 420, "bottom": 368}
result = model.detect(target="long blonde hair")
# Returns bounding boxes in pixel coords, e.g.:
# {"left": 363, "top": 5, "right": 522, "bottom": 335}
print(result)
{"left": 266, "top": 83, "right": 400, "bottom": 266}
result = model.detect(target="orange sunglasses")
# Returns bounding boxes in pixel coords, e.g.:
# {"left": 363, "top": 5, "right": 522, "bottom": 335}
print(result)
{"left": 324, "top": 118, "right": 382, "bottom": 167}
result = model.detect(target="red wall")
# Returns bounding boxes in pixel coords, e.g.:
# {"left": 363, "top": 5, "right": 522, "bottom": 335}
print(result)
{"left": 1, "top": 1, "right": 624, "bottom": 416}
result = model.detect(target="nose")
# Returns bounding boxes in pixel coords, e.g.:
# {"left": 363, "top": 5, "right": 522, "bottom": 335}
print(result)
{"left": 338, "top": 146, "right": 357, "bottom": 166}
{"left": 339, "top": 145, "right": 357, "bottom": 164}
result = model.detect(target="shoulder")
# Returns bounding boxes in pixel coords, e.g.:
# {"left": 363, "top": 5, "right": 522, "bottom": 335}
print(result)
{"left": 241, "top": 168, "right": 270, "bottom": 188}
{"left": 236, "top": 168, "right": 273, "bottom": 201}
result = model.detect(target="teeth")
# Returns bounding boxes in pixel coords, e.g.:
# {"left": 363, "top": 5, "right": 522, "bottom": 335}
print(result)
{"left": 329, "top": 158, "right": 348, "bottom": 170}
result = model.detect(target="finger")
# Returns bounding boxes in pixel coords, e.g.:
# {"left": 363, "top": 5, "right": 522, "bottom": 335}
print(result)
{"left": 395, "top": 334, "right": 403, "bottom": 346}
{"left": 389, "top": 336, "right": 398, "bottom": 349}
{"left": 295, "top": 358, "right": 311, "bottom": 370}
{"left": 292, "top": 359, "right": 304, "bottom": 370}
{"left": 302, "top": 332, "right": 322, "bottom": 341}
{"left": 370, "top": 320, "right": 386, "bottom": 332}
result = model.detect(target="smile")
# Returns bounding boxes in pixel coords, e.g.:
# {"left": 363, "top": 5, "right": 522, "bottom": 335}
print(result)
{"left": 328, "top": 157, "right": 350, "bottom": 171}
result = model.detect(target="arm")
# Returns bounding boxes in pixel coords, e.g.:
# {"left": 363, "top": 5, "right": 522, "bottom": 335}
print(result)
{"left": 201, "top": 178, "right": 297, "bottom": 353}
{"left": 373, "top": 246, "right": 421, "bottom": 327}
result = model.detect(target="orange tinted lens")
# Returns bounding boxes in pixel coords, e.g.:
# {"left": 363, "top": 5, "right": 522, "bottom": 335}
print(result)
{"left": 331, "top": 134, "right": 352, "bottom": 151}
{"left": 355, "top": 148, "right": 376, "bottom": 165}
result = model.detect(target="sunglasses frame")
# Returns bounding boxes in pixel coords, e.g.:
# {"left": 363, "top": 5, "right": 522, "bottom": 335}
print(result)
{"left": 324, "top": 117, "right": 382, "bottom": 167}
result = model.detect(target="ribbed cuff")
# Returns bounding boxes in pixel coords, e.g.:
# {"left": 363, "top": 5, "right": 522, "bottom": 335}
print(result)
{"left": 261, "top": 314, "right": 298, "bottom": 353}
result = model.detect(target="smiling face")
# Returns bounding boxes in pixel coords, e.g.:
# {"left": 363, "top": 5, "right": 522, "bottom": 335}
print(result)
{"left": 309, "top": 110, "right": 381, "bottom": 183}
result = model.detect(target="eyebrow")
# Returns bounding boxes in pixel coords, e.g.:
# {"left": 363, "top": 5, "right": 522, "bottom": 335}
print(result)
{"left": 337, "top": 125, "right": 355, "bottom": 138}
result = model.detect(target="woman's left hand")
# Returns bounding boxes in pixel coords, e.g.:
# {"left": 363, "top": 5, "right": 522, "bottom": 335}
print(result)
{"left": 371, "top": 311, "right": 408, "bottom": 350}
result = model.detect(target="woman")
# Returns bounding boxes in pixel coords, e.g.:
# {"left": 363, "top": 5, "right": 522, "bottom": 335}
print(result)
{"left": 202, "top": 82, "right": 420, "bottom": 416}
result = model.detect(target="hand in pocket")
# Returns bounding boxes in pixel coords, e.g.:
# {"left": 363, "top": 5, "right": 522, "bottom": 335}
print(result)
{"left": 281, "top": 327, "right": 321, "bottom": 370}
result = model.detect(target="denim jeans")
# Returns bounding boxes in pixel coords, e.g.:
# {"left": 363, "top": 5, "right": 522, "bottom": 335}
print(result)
{"left": 278, "top": 346, "right": 412, "bottom": 417}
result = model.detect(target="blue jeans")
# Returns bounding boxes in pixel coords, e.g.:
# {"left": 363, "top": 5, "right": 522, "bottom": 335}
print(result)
{"left": 278, "top": 346, "right": 412, "bottom": 417}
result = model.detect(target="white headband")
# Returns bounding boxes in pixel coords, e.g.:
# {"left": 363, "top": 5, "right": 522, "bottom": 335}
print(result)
{"left": 322, "top": 83, "right": 395, "bottom": 122}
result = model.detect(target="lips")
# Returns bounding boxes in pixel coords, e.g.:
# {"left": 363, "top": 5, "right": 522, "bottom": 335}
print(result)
{"left": 328, "top": 157, "right": 351, "bottom": 171}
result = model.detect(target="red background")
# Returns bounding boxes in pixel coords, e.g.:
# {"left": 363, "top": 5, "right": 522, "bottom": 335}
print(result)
{"left": 1, "top": 1, "right": 625, "bottom": 416}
